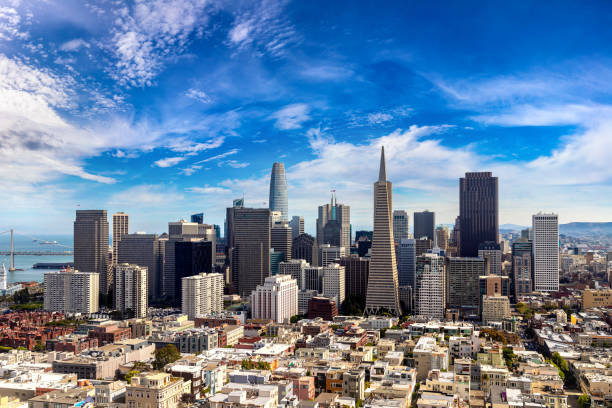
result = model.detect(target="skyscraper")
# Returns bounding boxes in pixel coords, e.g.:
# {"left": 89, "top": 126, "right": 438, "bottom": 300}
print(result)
{"left": 340, "top": 255, "right": 370, "bottom": 300}
{"left": 446, "top": 257, "right": 486, "bottom": 316}
{"left": 229, "top": 208, "right": 272, "bottom": 297}
{"left": 393, "top": 210, "right": 409, "bottom": 243}
{"left": 289, "top": 216, "right": 304, "bottom": 240}
{"left": 44, "top": 269, "right": 99, "bottom": 314}
{"left": 365, "top": 147, "right": 401, "bottom": 316}
{"left": 414, "top": 211, "right": 435, "bottom": 241}
{"left": 435, "top": 226, "right": 449, "bottom": 251}
{"left": 269, "top": 162, "right": 288, "bottom": 221}
{"left": 251, "top": 275, "right": 298, "bottom": 323}
{"left": 317, "top": 194, "right": 350, "bottom": 249}
{"left": 292, "top": 233, "right": 318, "bottom": 266}
{"left": 512, "top": 240, "right": 533, "bottom": 300}
{"left": 114, "top": 263, "right": 148, "bottom": 318}
{"left": 174, "top": 240, "right": 214, "bottom": 305}
{"left": 190, "top": 213, "right": 204, "bottom": 224}
{"left": 322, "top": 263, "right": 346, "bottom": 305}
{"left": 112, "top": 212, "right": 129, "bottom": 266}
{"left": 478, "top": 242, "right": 502, "bottom": 275}
{"left": 181, "top": 273, "right": 223, "bottom": 320}
{"left": 397, "top": 238, "right": 416, "bottom": 288}
{"left": 532, "top": 213, "right": 559, "bottom": 292}
{"left": 117, "top": 233, "right": 164, "bottom": 302}
{"left": 74, "top": 210, "right": 109, "bottom": 295}
{"left": 415, "top": 253, "right": 445, "bottom": 319}
{"left": 271, "top": 221, "right": 293, "bottom": 262}
{"left": 459, "top": 172, "right": 499, "bottom": 257}
{"left": 163, "top": 220, "right": 199, "bottom": 301}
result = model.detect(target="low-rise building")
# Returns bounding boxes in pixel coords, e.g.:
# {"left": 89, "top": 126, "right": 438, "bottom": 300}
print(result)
{"left": 126, "top": 372, "right": 184, "bottom": 408}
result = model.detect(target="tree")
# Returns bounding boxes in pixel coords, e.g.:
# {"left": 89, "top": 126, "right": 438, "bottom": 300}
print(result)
{"left": 548, "top": 352, "right": 569, "bottom": 381}
{"left": 577, "top": 394, "right": 591, "bottom": 408}
{"left": 502, "top": 347, "right": 516, "bottom": 370}
{"left": 153, "top": 344, "right": 181, "bottom": 370}
{"left": 290, "top": 315, "right": 303, "bottom": 324}
{"left": 33, "top": 342, "right": 45, "bottom": 352}
{"left": 124, "top": 370, "right": 140, "bottom": 384}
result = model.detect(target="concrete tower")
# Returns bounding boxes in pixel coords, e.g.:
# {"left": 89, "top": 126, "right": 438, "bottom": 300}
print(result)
{"left": 112, "top": 212, "right": 129, "bottom": 265}
{"left": 365, "top": 147, "right": 401, "bottom": 316}
{"left": 269, "top": 162, "right": 288, "bottom": 221}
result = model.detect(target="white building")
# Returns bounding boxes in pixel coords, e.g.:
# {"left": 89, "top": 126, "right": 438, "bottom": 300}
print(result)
{"left": 44, "top": 269, "right": 99, "bottom": 314}
{"left": 415, "top": 253, "right": 445, "bottom": 319}
{"left": 251, "top": 275, "right": 298, "bottom": 323}
{"left": 319, "top": 244, "right": 346, "bottom": 267}
{"left": 532, "top": 213, "right": 559, "bottom": 292}
{"left": 322, "top": 263, "right": 345, "bottom": 305}
{"left": 114, "top": 263, "right": 148, "bottom": 318}
{"left": 278, "top": 259, "right": 309, "bottom": 289}
{"left": 182, "top": 273, "right": 224, "bottom": 320}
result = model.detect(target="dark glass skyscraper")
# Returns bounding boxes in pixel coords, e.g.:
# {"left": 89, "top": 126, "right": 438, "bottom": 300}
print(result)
{"left": 174, "top": 240, "right": 213, "bottom": 306}
{"left": 190, "top": 213, "right": 204, "bottom": 224}
{"left": 269, "top": 162, "right": 288, "bottom": 221}
{"left": 413, "top": 210, "right": 435, "bottom": 241}
{"left": 74, "top": 210, "right": 109, "bottom": 295}
{"left": 459, "top": 172, "right": 499, "bottom": 257}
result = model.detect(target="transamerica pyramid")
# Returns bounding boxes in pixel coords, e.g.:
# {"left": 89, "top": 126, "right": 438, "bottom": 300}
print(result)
{"left": 364, "top": 146, "right": 402, "bottom": 316}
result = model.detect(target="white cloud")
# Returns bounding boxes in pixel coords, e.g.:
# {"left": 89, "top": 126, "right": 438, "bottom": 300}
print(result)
{"left": 222, "top": 160, "right": 249, "bottom": 168}
{"left": 179, "top": 164, "right": 202, "bottom": 176}
{"left": 270, "top": 103, "right": 310, "bottom": 130}
{"left": 185, "top": 88, "right": 212, "bottom": 104}
{"left": 226, "top": 0, "right": 298, "bottom": 57}
{"left": 367, "top": 112, "right": 393, "bottom": 124}
{"left": 108, "top": 0, "right": 210, "bottom": 87}
{"left": 109, "top": 184, "right": 178, "bottom": 206}
{"left": 168, "top": 136, "right": 224, "bottom": 154}
{"left": 60, "top": 38, "right": 89, "bottom": 52}
{"left": 186, "top": 186, "right": 232, "bottom": 194}
{"left": 300, "top": 65, "right": 353, "bottom": 81}
{"left": 0, "top": 3, "right": 28, "bottom": 41}
{"left": 195, "top": 148, "right": 239, "bottom": 163}
{"left": 154, "top": 156, "right": 187, "bottom": 167}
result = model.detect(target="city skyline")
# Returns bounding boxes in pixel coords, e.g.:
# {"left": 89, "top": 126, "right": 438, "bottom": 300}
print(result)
{"left": 2, "top": 1, "right": 612, "bottom": 235}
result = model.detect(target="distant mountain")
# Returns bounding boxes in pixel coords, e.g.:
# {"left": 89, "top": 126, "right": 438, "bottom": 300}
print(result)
{"left": 559, "top": 222, "right": 612, "bottom": 237}
{"left": 500, "top": 224, "right": 527, "bottom": 231}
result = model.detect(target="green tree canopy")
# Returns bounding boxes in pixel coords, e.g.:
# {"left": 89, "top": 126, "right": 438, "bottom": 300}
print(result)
{"left": 153, "top": 344, "right": 181, "bottom": 370}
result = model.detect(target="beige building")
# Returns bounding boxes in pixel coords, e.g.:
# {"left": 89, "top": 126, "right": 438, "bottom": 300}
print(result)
{"left": 413, "top": 336, "right": 449, "bottom": 381}
{"left": 112, "top": 212, "right": 129, "bottom": 265}
{"left": 114, "top": 263, "right": 148, "bottom": 318}
{"left": 44, "top": 269, "right": 99, "bottom": 314}
{"left": 126, "top": 373, "right": 183, "bottom": 408}
{"left": 481, "top": 296, "right": 510, "bottom": 324}
{"left": 251, "top": 275, "right": 298, "bottom": 323}
{"left": 582, "top": 288, "right": 612, "bottom": 309}
{"left": 181, "top": 273, "right": 224, "bottom": 320}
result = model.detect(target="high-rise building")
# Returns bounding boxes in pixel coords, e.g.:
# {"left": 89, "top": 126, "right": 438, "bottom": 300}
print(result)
{"left": 251, "top": 275, "right": 298, "bottom": 323}
{"left": 163, "top": 220, "right": 199, "bottom": 301}
{"left": 446, "top": 257, "right": 486, "bottom": 316}
{"left": 0, "top": 263, "right": 5, "bottom": 291}
{"left": 181, "top": 273, "right": 223, "bottom": 320}
{"left": 229, "top": 208, "right": 272, "bottom": 297}
{"left": 112, "top": 212, "right": 129, "bottom": 265}
{"left": 340, "top": 255, "right": 370, "bottom": 300}
{"left": 303, "top": 266, "right": 324, "bottom": 292}
{"left": 271, "top": 222, "right": 292, "bottom": 262}
{"left": 393, "top": 210, "right": 409, "bottom": 243}
{"left": 398, "top": 238, "right": 416, "bottom": 288}
{"left": 174, "top": 240, "right": 213, "bottom": 306}
{"left": 74, "top": 210, "right": 109, "bottom": 295}
{"left": 479, "top": 274, "right": 510, "bottom": 313}
{"left": 118, "top": 233, "right": 164, "bottom": 302}
{"left": 190, "top": 213, "right": 204, "bottom": 224}
{"left": 415, "top": 237, "right": 433, "bottom": 256}
{"left": 414, "top": 211, "right": 435, "bottom": 241}
{"left": 415, "top": 253, "right": 445, "bottom": 319}
{"left": 317, "top": 194, "right": 350, "bottom": 249}
{"left": 356, "top": 238, "right": 372, "bottom": 258}
{"left": 322, "top": 263, "right": 345, "bottom": 305}
{"left": 459, "top": 172, "right": 499, "bottom": 257}
{"left": 269, "top": 162, "right": 288, "bottom": 221}
{"left": 482, "top": 296, "right": 510, "bottom": 324}
{"left": 279, "top": 259, "right": 309, "bottom": 289}
{"left": 44, "top": 269, "right": 99, "bottom": 314}
{"left": 435, "top": 226, "right": 449, "bottom": 251}
{"left": 478, "top": 242, "right": 502, "bottom": 275}
{"left": 292, "top": 233, "right": 318, "bottom": 266}
{"left": 532, "top": 213, "right": 559, "bottom": 292}
{"left": 365, "top": 147, "right": 401, "bottom": 316}
{"left": 289, "top": 216, "right": 304, "bottom": 240}
{"left": 512, "top": 240, "right": 533, "bottom": 300}
{"left": 114, "top": 263, "right": 147, "bottom": 318}
{"left": 319, "top": 244, "right": 345, "bottom": 267}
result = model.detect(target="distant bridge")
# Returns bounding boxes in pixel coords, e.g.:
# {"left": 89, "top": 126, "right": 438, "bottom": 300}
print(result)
{"left": 0, "top": 250, "right": 73, "bottom": 256}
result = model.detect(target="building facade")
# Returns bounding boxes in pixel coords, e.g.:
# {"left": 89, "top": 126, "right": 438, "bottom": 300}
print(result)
{"left": 250, "top": 275, "right": 298, "bottom": 323}
{"left": 289, "top": 216, "right": 304, "bottom": 240}
{"left": 478, "top": 242, "right": 502, "bottom": 276}
{"left": 112, "top": 212, "right": 128, "bottom": 266}
{"left": 317, "top": 195, "right": 351, "bottom": 249}
{"left": 114, "top": 263, "right": 148, "bottom": 318}
{"left": 340, "top": 255, "right": 370, "bottom": 299}
{"left": 74, "top": 210, "right": 109, "bottom": 294}
{"left": 446, "top": 257, "right": 486, "bottom": 316}
{"left": 415, "top": 253, "right": 445, "bottom": 319}
{"left": 414, "top": 210, "right": 435, "bottom": 241}
{"left": 44, "top": 269, "right": 99, "bottom": 314}
{"left": 118, "top": 233, "right": 164, "bottom": 302}
{"left": 459, "top": 172, "right": 499, "bottom": 257}
{"left": 181, "top": 273, "right": 224, "bottom": 320}
{"left": 322, "top": 263, "right": 346, "bottom": 305}
{"left": 392, "top": 210, "right": 409, "bottom": 243}
{"left": 269, "top": 162, "right": 288, "bottom": 221}
{"left": 292, "top": 233, "right": 318, "bottom": 266}
{"left": 398, "top": 238, "right": 416, "bottom": 288}
{"left": 532, "top": 213, "right": 559, "bottom": 292}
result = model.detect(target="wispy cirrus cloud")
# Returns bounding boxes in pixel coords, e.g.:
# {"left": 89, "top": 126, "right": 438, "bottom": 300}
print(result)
{"left": 270, "top": 103, "right": 310, "bottom": 130}
{"left": 60, "top": 38, "right": 89, "bottom": 52}
{"left": 185, "top": 88, "right": 212, "bottom": 104}
{"left": 186, "top": 185, "right": 232, "bottom": 194}
{"left": 107, "top": 0, "right": 210, "bottom": 87}
{"left": 154, "top": 156, "right": 187, "bottom": 168}
{"left": 195, "top": 148, "right": 239, "bottom": 164}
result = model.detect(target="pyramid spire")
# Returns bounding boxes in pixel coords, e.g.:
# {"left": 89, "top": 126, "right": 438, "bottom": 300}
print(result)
{"left": 378, "top": 146, "right": 386, "bottom": 182}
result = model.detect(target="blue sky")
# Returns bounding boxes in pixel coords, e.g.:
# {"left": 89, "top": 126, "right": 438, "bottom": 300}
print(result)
{"left": 1, "top": 0, "right": 612, "bottom": 235}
